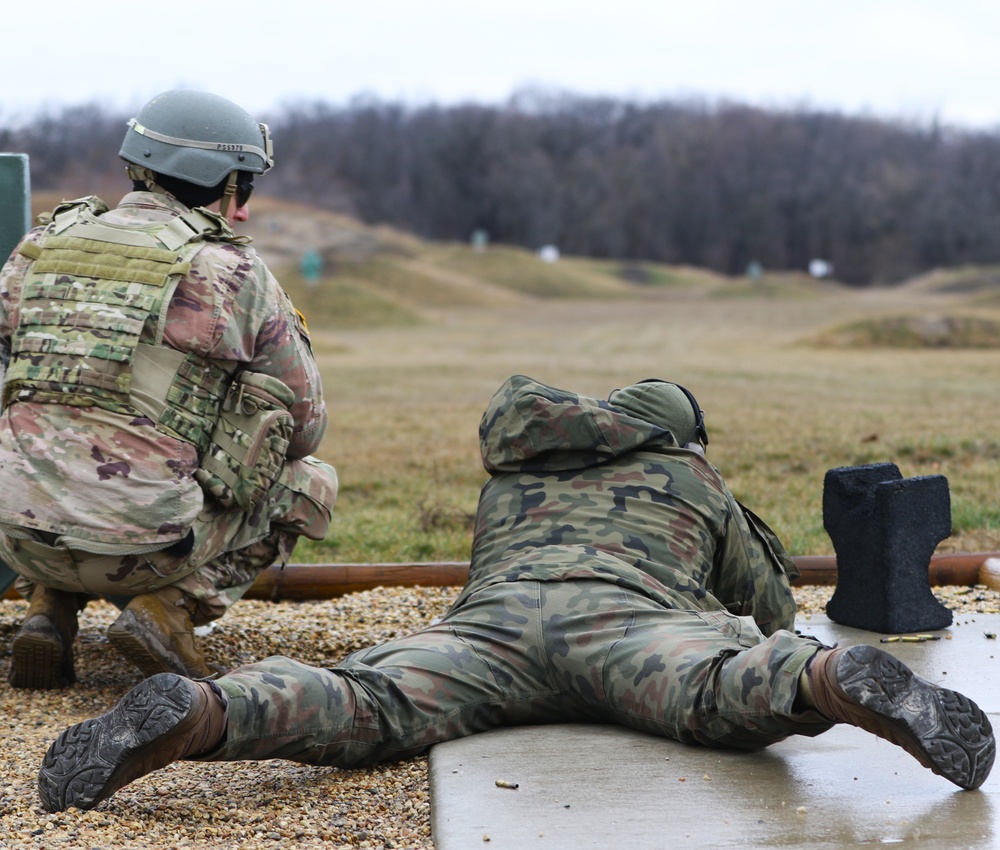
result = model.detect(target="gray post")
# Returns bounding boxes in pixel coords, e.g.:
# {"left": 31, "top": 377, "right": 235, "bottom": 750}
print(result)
{"left": 0, "top": 153, "right": 31, "bottom": 262}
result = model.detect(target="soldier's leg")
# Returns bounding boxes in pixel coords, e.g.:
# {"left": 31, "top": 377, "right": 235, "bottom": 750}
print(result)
{"left": 541, "top": 581, "right": 829, "bottom": 749}
{"left": 207, "top": 578, "right": 814, "bottom": 766}
{"left": 36, "top": 580, "right": 564, "bottom": 811}
{"left": 0, "top": 535, "right": 93, "bottom": 689}
{"left": 170, "top": 455, "right": 337, "bottom": 624}
{"left": 105, "top": 529, "right": 226, "bottom": 680}
{"left": 561, "top": 584, "right": 994, "bottom": 788}
{"left": 108, "top": 457, "right": 336, "bottom": 677}
{"left": 211, "top": 581, "right": 570, "bottom": 765}
{"left": 167, "top": 528, "right": 292, "bottom": 625}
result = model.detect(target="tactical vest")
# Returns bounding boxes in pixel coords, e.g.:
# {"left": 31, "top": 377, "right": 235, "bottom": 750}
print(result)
{"left": 4, "top": 196, "right": 232, "bottom": 452}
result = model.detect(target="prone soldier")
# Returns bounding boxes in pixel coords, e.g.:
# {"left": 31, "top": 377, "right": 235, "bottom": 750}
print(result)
{"left": 36, "top": 375, "right": 993, "bottom": 810}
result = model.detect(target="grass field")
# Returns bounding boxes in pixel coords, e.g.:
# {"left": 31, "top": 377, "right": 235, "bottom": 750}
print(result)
{"left": 232, "top": 203, "right": 1000, "bottom": 566}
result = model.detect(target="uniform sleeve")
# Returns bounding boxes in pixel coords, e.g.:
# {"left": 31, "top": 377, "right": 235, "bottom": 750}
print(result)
{"left": 183, "top": 242, "right": 328, "bottom": 460}
{"left": 709, "top": 488, "right": 799, "bottom": 636}
{"left": 242, "top": 261, "right": 328, "bottom": 459}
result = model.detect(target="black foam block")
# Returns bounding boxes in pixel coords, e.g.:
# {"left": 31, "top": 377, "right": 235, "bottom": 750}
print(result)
{"left": 823, "top": 463, "right": 953, "bottom": 634}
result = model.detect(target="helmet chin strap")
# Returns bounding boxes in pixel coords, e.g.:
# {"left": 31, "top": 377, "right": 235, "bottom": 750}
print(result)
{"left": 126, "top": 164, "right": 238, "bottom": 218}
{"left": 218, "top": 171, "right": 238, "bottom": 219}
{"left": 125, "top": 164, "right": 172, "bottom": 197}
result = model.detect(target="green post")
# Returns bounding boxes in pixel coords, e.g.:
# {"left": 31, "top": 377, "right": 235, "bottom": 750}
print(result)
{"left": 0, "top": 153, "right": 31, "bottom": 262}
{"left": 0, "top": 154, "right": 29, "bottom": 598}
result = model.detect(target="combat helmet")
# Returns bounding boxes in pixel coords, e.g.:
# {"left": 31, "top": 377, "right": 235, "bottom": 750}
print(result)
{"left": 609, "top": 379, "right": 709, "bottom": 451}
{"left": 120, "top": 90, "right": 273, "bottom": 215}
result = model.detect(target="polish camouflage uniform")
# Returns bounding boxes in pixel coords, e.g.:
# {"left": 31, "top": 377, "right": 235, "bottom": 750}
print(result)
{"left": 196, "top": 374, "right": 834, "bottom": 767}
{"left": 0, "top": 191, "right": 337, "bottom": 623}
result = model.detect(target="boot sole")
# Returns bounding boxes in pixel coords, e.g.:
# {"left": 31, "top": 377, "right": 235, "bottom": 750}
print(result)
{"left": 108, "top": 611, "right": 187, "bottom": 678}
{"left": 9, "top": 629, "right": 68, "bottom": 690}
{"left": 38, "top": 673, "right": 195, "bottom": 812}
{"left": 831, "top": 644, "right": 995, "bottom": 790}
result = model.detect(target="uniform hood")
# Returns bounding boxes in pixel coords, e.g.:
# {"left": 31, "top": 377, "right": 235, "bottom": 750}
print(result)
{"left": 608, "top": 380, "right": 703, "bottom": 449}
{"left": 480, "top": 375, "right": 684, "bottom": 473}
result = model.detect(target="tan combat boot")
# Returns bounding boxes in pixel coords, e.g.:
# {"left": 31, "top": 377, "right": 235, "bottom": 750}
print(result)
{"left": 9, "top": 586, "right": 86, "bottom": 689}
{"left": 108, "top": 588, "right": 223, "bottom": 679}
{"left": 38, "top": 673, "right": 228, "bottom": 812}
{"left": 802, "top": 644, "right": 995, "bottom": 790}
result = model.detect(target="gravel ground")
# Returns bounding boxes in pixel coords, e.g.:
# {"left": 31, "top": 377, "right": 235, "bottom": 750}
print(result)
{"left": 2, "top": 582, "right": 999, "bottom": 849}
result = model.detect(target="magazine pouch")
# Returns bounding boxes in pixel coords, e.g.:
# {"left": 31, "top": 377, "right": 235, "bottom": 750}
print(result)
{"left": 195, "top": 371, "right": 294, "bottom": 510}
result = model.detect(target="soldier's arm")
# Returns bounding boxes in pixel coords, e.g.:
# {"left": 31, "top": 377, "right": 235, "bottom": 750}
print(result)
{"left": 245, "top": 262, "right": 328, "bottom": 459}
{"left": 711, "top": 489, "right": 798, "bottom": 636}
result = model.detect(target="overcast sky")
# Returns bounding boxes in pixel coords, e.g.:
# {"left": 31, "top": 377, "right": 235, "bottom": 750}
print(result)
{"left": 3, "top": 0, "right": 999, "bottom": 130}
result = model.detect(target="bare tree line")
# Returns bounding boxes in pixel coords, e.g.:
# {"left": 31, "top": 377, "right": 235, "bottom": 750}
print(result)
{"left": 5, "top": 93, "right": 1000, "bottom": 285}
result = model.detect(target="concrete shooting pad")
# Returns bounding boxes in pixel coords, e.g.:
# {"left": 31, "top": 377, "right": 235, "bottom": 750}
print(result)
{"left": 429, "top": 613, "right": 1000, "bottom": 849}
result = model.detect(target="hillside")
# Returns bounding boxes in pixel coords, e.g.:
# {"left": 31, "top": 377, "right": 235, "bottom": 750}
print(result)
{"left": 24, "top": 191, "right": 1000, "bottom": 338}
{"left": 238, "top": 197, "right": 857, "bottom": 329}
{"left": 244, "top": 198, "right": 1000, "bottom": 347}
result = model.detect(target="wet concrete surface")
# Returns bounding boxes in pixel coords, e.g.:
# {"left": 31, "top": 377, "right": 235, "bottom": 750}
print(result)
{"left": 430, "top": 613, "right": 1000, "bottom": 849}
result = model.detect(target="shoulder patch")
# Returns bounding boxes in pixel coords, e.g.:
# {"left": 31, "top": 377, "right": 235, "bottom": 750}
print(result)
{"left": 295, "top": 308, "right": 310, "bottom": 336}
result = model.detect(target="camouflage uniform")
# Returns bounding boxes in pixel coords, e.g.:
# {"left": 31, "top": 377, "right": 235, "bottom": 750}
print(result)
{"left": 0, "top": 192, "right": 337, "bottom": 623}
{"left": 197, "top": 375, "right": 832, "bottom": 767}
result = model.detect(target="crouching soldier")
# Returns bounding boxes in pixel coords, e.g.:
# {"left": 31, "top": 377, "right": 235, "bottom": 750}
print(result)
{"left": 0, "top": 90, "right": 337, "bottom": 687}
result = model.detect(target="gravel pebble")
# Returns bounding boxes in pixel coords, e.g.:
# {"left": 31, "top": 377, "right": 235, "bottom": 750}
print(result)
{"left": 1, "top": 582, "right": 998, "bottom": 848}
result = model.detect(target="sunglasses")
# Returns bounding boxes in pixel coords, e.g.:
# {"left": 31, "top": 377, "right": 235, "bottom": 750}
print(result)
{"left": 235, "top": 174, "right": 254, "bottom": 208}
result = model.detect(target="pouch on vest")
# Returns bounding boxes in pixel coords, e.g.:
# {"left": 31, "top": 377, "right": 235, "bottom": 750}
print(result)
{"left": 195, "top": 372, "right": 294, "bottom": 511}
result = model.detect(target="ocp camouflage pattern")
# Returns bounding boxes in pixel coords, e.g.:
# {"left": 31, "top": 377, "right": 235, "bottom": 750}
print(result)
{"left": 0, "top": 192, "right": 336, "bottom": 611}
